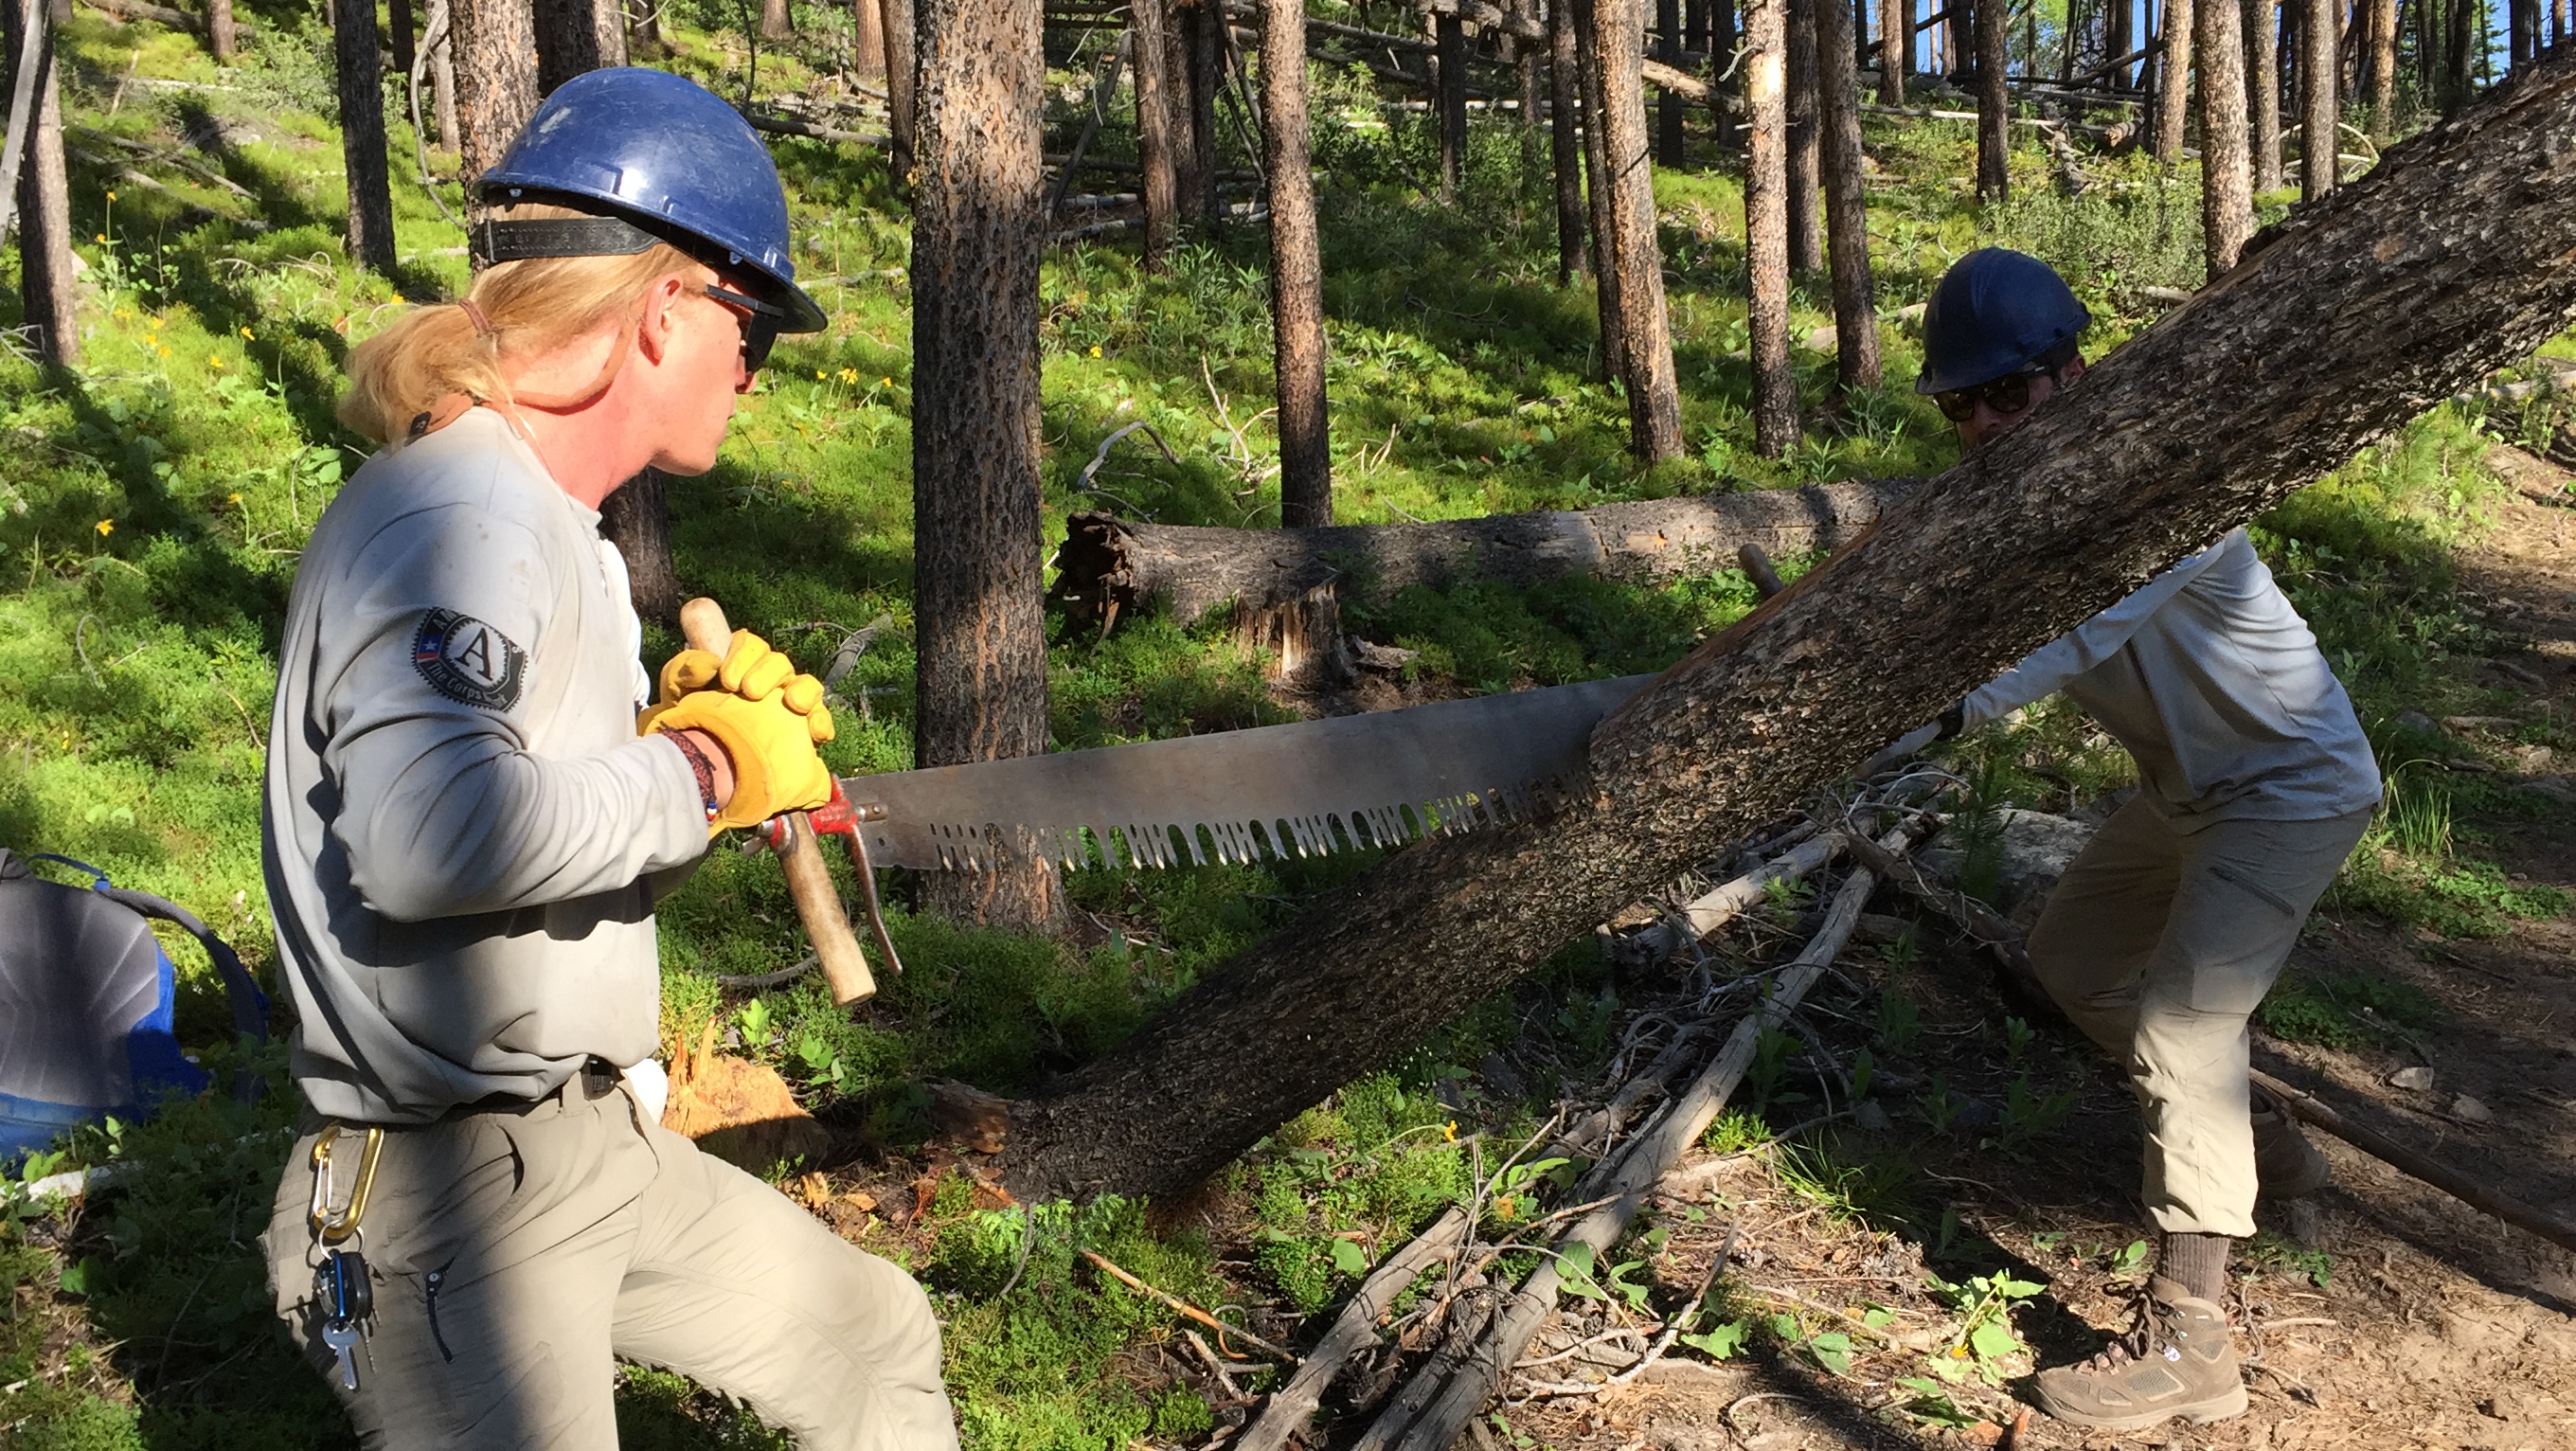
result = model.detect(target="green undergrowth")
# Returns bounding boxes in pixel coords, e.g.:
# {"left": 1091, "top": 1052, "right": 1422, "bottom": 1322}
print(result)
{"left": 2, "top": 0, "right": 2571, "bottom": 1444}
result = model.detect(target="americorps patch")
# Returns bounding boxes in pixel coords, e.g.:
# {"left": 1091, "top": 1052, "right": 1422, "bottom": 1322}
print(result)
{"left": 412, "top": 608, "right": 528, "bottom": 711}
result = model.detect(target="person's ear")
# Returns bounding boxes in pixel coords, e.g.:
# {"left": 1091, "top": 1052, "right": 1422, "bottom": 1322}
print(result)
{"left": 2062, "top": 353, "right": 2087, "bottom": 382}
{"left": 635, "top": 274, "right": 690, "bottom": 366}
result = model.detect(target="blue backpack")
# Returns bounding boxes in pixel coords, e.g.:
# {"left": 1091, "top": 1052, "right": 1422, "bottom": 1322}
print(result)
{"left": 0, "top": 849, "right": 269, "bottom": 1164}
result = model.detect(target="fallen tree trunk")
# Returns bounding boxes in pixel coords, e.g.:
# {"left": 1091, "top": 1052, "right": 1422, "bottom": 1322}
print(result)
{"left": 1047, "top": 478, "right": 1918, "bottom": 631}
{"left": 999, "top": 52, "right": 2576, "bottom": 1205}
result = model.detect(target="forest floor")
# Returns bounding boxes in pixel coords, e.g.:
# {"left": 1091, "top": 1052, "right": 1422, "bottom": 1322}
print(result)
{"left": 6, "top": 5, "right": 2576, "bottom": 1450}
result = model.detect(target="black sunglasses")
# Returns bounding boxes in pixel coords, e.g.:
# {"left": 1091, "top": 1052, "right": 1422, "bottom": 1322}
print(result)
{"left": 704, "top": 284, "right": 788, "bottom": 372}
{"left": 1933, "top": 360, "right": 2057, "bottom": 423}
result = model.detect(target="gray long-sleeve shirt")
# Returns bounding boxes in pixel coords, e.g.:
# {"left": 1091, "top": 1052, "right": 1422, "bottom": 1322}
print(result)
{"left": 1959, "top": 528, "right": 2381, "bottom": 830}
{"left": 263, "top": 408, "right": 707, "bottom": 1122}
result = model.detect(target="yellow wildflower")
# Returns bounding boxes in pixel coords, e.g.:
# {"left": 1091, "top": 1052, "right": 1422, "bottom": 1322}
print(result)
{"left": 155, "top": 345, "right": 170, "bottom": 358}
{"left": 241, "top": 326, "right": 255, "bottom": 341}
{"left": 838, "top": 367, "right": 858, "bottom": 384}
{"left": 226, "top": 493, "right": 242, "bottom": 505}
{"left": 815, "top": 369, "right": 827, "bottom": 381}
{"left": 113, "top": 308, "right": 131, "bottom": 322}
{"left": 96, "top": 519, "right": 114, "bottom": 537}
{"left": 95, "top": 233, "right": 107, "bottom": 244}
{"left": 1087, "top": 345, "right": 1102, "bottom": 358}
{"left": 208, "top": 356, "right": 225, "bottom": 370}
{"left": 1442, "top": 1120, "right": 1458, "bottom": 1142}
{"left": 105, "top": 189, "right": 117, "bottom": 201}
{"left": 880, "top": 376, "right": 891, "bottom": 387}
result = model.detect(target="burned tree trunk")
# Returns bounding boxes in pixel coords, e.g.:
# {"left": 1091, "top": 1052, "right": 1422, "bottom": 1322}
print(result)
{"left": 1816, "top": 0, "right": 1877, "bottom": 392}
{"left": 1656, "top": 0, "right": 1685, "bottom": 163}
{"left": 1744, "top": 0, "right": 1799, "bottom": 455}
{"left": 600, "top": 468, "right": 682, "bottom": 622}
{"left": 998, "top": 54, "right": 2576, "bottom": 1204}
{"left": 535, "top": 0, "right": 626, "bottom": 93}
{"left": 1574, "top": 0, "right": 1629, "bottom": 385}
{"left": 2199, "top": 0, "right": 2253, "bottom": 273}
{"left": 1133, "top": 0, "right": 1179, "bottom": 268}
{"left": 881, "top": 0, "right": 917, "bottom": 180}
{"left": 1048, "top": 479, "right": 1917, "bottom": 630}
{"left": 1264, "top": 0, "right": 1333, "bottom": 527}
{"left": 2155, "top": 0, "right": 2192, "bottom": 162}
{"left": 5, "top": 0, "right": 77, "bottom": 369}
{"left": 1549, "top": 0, "right": 1588, "bottom": 282}
{"left": 2250, "top": 0, "right": 2282, "bottom": 191}
{"left": 452, "top": 0, "right": 541, "bottom": 186}
{"left": 1785, "top": 0, "right": 1822, "bottom": 273}
{"left": 2300, "top": 0, "right": 2335, "bottom": 195}
{"left": 1974, "top": 0, "right": 2009, "bottom": 199}
{"left": 390, "top": 0, "right": 416, "bottom": 75}
{"left": 911, "top": 0, "right": 1060, "bottom": 931}
{"left": 1437, "top": 11, "right": 1467, "bottom": 199}
{"left": 1183, "top": 0, "right": 1220, "bottom": 226}
{"left": 335, "top": 0, "right": 398, "bottom": 273}
{"left": 1597, "top": 0, "right": 1684, "bottom": 460}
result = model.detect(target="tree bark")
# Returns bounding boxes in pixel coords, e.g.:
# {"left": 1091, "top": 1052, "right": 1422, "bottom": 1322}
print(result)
{"left": 1710, "top": 0, "right": 1737, "bottom": 135}
{"left": 5, "top": 0, "right": 77, "bottom": 369}
{"left": 1744, "top": 0, "right": 1798, "bottom": 455}
{"left": 1785, "top": 0, "right": 1822, "bottom": 273}
{"left": 1974, "top": 0, "right": 2008, "bottom": 199}
{"left": 996, "top": 53, "right": 2576, "bottom": 1205}
{"left": 1048, "top": 479, "right": 1917, "bottom": 630}
{"left": 1574, "top": 0, "right": 1629, "bottom": 385}
{"left": 1881, "top": 0, "right": 1906, "bottom": 102}
{"left": 760, "top": 0, "right": 790, "bottom": 41}
{"left": 1656, "top": 0, "right": 1685, "bottom": 162}
{"left": 2512, "top": 0, "right": 2536, "bottom": 69}
{"left": 390, "top": 0, "right": 416, "bottom": 74}
{"left": 2155, "top": 0, "right": 2192, "bottom": 161}
{"left": 1516, "top": 0, "right": 1545, "bottom": 189}
{"left": 1549, "top": 0, "right": 1589, "bottom": 281}
{"left": 2108, "top": 0, "right": 2133, "bottom": 84}
{"left": 2301, "top": 0, "right": 2335, "bottom": 193}
{"left": 851, "top": 0, "right": 885, "bottom": 80}
{"left": 600, "top": 469, "right": 682, "bottom": 622}
{"left": 207, "top": 0, "right": 236, "bottom": 59}
{"left": 1597, "top": 0, "right": 1685, "bottom": 460}
{"left": 2249, "top": 0, "right": 2282, "bottom": 190}
{"left": 880, "top": 0, "right": 917, "bottom": 180}
{"left": 1181, "top": 0, "right": 1220, "bottom": 226}
{"left": 1133, "top": 0, "right": 1178, "bottom": 268}
{"left": 335, "top": 0, "right": 398, "bottom": 274}
{"left": 1264, "top": 0, "right": 1332, "bottom": 526}
{"left": 2198, "top": 0, "right": 2252, "bottom": 273}
{"left": 2367, "top": 0, "right": 2395, "bottom": 133}
{"left": 452, "top": 0, "right": 541, "bottom": 190}
{"left": 430, "top": 0, "right": 460, "bottom": 145}
{"left": 911, "top": 0, "right": 1060, "bottom": 931}
{"left": 1816, "top": 0, "right": 1877, "bottom": 392}
{"left": 535, "top": 0, "right": 625, "bottom": 93}
{"left": 1437, "top": 12, "right": 1467, "bottom": 198}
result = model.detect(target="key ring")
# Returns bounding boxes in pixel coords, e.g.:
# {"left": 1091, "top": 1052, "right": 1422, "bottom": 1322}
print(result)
{"left": 307, "top": 1123, "right": 385, "bottom": 1245}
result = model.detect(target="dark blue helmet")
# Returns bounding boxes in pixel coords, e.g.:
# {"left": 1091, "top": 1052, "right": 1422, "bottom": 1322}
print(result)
{"left": 476, "top": 68, "right": 826, "bottom": 334}
{"left": 1916, "top": 248, "right": 2089, "bottom": 395}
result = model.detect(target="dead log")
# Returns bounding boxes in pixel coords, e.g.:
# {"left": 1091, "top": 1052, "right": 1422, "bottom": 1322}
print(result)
{"left": 1046, "top": 478, "right": 1918, "bottom": 633}
{"left": 1234, "top": 1205, "right": 1469, "bottom": 1451}
{"left": 997, "top": 52, "right": 2576, "bottom": 1207}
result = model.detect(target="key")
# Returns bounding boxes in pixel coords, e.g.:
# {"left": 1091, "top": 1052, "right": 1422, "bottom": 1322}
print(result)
{"left": 320, "top": 1317, "right": 362, "bottom": 1390}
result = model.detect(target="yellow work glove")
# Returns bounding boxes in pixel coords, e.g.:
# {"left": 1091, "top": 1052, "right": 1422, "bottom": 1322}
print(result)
{"left": 651, "top": 690, "right": 832, "bottom": 833}
{"left": 639, "top": 629, "right": 835, "bottom": 743}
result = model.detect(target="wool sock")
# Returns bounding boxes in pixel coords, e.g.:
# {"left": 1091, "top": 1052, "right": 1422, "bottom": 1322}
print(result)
{"left": 2159, "top": 1230, "right": 2232, "bottom": 1303}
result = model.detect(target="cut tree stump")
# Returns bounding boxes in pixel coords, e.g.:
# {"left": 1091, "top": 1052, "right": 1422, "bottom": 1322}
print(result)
{"left": 995, "top": 52, "right": 2576, "bottom": 1206}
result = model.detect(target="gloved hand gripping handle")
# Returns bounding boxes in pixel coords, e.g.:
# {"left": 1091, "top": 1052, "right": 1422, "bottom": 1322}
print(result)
{"left": 681, "top": 598, "right": 879, "bottom": 1008}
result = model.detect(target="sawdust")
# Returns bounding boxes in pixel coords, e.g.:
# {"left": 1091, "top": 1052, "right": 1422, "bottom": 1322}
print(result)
{"left": 659, "top": 1018, "right": 833, "bottom": 1173}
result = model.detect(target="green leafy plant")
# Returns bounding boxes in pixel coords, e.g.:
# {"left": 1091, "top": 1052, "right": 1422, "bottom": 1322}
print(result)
{"left": 2245, "top": 1229, "right": 2332, "bottom": 1288}
{"left": 1875, "top": 991, "right": 1922, "bottom": 1053}
{"left": 1893, "top": 1376, "right": 1983, "bottom": 1429}
{"left": 1924, "top": 1269, "right": 2047, "bottom": 1385}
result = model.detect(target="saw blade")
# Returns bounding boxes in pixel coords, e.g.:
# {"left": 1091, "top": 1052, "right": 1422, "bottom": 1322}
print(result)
{"left": 845, "top": 673, "right": 1657, "bottom": 871}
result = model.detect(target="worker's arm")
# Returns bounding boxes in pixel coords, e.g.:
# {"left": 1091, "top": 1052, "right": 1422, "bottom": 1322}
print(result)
{"left": 318, "top": 504, "right": 709, "bottom": 923}
{"left": 1953, "top": 532, "right": 2236, "bottom": 730}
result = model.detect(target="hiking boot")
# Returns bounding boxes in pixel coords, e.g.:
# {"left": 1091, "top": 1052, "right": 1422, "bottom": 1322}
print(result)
{"left": 2253, "top": 1085, "right": 2332, "bottom": 1200}
{"left": 2028, "top": 1276, "right": 2248, "bottom": 1431}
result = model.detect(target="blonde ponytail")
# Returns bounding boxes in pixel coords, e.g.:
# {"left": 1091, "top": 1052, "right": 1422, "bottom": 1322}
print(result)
{"left": 336, "top": 201, "right": 707, "bottom": 444}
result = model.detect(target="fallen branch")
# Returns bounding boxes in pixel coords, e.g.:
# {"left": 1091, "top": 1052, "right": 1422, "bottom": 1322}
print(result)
{"left": 741, "top": 110, "right": 887, "bottom": 146}
{"left": 1080, "top": 1248, "right": 1300, "bottom": 1361}
{"left": 2247, "top": 1070, "right": 2576, "bottom": 1255}
{"left": 1624, "top": 832, "right": 1847, "bottom": 963}
{"left": 1236, "top": 1205, "right": 1469, "bottom": 1451}
{"left": 1517, "top": 1222, "right": 1741, "bottom": 1396}
{"left": 1365, "top": 824, "right": 1921, "bottom": 1449}
{"left": 76, "top": 0, "right": 256, "bottom": 34}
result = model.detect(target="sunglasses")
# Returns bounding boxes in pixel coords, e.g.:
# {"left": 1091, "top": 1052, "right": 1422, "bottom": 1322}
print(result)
{"left": 1933, "top": 361, "right": 2057, "bottom": 422}
{"left": 703, "top": 283, "right": 788, "bottom": 372}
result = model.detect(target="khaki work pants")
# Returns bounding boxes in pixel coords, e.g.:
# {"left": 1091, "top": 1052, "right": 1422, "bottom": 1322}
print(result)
{"left": 261, "top": 1071, "right": 958, "bottom": 1451}
{"left": 2026, "top": 796, "right": 2371, "bottom": 1239}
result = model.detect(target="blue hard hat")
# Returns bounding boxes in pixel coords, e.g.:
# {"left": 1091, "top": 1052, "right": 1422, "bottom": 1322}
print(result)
{"left": 478, "top": 68, "right": 826, "bottom": 334}
{"left": 1915, "top": 248, "right": 2089, "bottom": 395}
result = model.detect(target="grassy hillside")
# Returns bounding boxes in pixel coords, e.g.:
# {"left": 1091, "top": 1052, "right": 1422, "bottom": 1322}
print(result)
{"left": 4, "top": 4, "right": 2571, "bottom": 1446}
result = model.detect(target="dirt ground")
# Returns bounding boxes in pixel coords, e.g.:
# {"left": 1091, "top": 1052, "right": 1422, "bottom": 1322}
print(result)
{"left": 1460, "top": 454, "right": 2576, "bottom": 1451}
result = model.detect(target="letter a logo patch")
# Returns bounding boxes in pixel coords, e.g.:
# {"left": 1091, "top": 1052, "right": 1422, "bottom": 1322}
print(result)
{"left": 413, "top": 608, "right": 528, "bottom": 711}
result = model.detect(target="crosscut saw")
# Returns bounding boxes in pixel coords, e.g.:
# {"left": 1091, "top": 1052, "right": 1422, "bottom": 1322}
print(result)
{"left": 842, "top": 673, "right": 1660, "bottom": 871}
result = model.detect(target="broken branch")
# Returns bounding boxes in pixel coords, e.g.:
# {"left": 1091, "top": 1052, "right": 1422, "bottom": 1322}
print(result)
{"left": 1079, "top": 1248, "right": 1299, "bottom": 1361}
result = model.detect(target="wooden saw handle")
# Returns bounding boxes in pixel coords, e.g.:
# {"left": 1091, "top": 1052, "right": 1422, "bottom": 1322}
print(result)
{"left": 679, "top": 598, "right": 877, "bottom": 1008}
